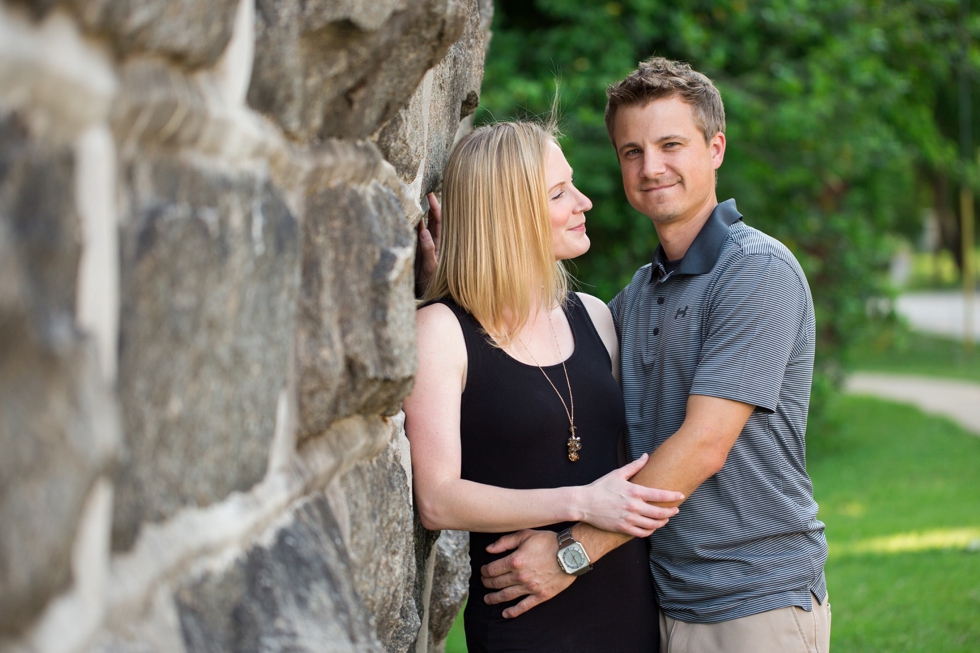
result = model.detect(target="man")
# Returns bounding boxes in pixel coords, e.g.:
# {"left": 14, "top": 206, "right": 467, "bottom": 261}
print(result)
{"left": 474, "top": 58, "right": 830, "bottom": 653}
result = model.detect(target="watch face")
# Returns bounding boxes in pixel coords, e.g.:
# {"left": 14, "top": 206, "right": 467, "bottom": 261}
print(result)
{"left": 561, "top": 544, "right": 587, "bottom": 570}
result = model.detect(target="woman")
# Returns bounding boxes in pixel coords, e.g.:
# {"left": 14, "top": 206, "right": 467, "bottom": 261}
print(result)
{"left": 403, "top": 122, "right": 679, "bottom": 652}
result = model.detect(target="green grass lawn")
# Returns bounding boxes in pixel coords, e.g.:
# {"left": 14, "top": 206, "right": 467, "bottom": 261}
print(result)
{"left": 810, "top": 396, "right": 980, "bottom": 652}
{"left": 443, "top": 395, "right": 980, "bottom": 652}
{"left": 846, "top": 331, "right": 980, "bottom": 385}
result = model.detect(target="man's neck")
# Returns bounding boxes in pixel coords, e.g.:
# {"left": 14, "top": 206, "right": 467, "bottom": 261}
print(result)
{"left": 654, "top": 195, "right": 719, "bottom": 261}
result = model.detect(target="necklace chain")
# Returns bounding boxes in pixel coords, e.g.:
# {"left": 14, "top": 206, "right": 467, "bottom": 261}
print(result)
{"left": 517, "top": 311, "right": 582, "bottom": 462}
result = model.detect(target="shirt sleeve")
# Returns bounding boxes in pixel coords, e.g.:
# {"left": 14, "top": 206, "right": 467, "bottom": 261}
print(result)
{"left": 690, "top": 252, "right": 810, "bottom": 413}
{"left": 607, "top": 286, "right": 628, "bottom": 341}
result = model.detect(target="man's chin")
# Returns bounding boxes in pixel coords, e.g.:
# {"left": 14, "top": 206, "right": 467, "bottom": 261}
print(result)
{"left": 646, "top": 208, "right": 680, "bottom": 225}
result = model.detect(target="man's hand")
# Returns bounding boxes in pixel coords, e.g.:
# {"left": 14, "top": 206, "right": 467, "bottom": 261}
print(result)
{"left": 480, "top": 529, "right": 575, "bottom": 618}
{"left": 414, "top": 192, "right": 441, "bottom": 298}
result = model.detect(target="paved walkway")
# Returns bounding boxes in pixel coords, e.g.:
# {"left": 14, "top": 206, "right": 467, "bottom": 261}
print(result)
{"left": 895, "top": 291, "right": 980, "bottom": 341}
{"left": 845, "top": 373, "right": 980, "bottom": 436}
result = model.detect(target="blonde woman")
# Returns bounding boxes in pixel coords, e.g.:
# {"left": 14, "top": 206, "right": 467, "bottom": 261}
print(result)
{"left": 403, "top": 122, "right": 680, "bottom": 652}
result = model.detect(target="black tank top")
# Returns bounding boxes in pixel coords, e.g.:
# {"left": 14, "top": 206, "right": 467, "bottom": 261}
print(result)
{"left": 436, "top": 294, "right": 659, "bottom": 653}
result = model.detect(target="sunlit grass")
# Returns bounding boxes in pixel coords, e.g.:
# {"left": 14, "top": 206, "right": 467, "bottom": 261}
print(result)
{"left": 811, "top": 396, "right": 980, "bottom": 652}
{"left": 846, "top": 331, "right": 980, "bottom": 385}
{"left": 830, "top": 528, "right": 980, "bottom": 557}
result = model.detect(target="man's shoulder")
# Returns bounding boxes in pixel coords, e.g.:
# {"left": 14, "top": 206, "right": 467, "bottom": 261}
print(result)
{"left": 719, "top": 222, "right": 808, "bottom": 283}
{"left": 618, "top": 263, "right": 654, "bottom": 296}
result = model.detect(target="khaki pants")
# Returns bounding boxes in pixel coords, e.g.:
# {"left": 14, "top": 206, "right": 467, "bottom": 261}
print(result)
{"left": 659, "top": 594, "right": 831, "bottom": 653}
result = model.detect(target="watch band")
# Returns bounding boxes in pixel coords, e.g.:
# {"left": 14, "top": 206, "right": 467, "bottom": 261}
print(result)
{"left": 557, "top": 527, "right": 577, "bottom": 549}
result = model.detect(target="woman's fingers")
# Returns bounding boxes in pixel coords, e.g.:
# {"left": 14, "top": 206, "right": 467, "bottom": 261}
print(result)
{"left": 613, "top": 452, "right": 649, "bottom": 478}
{"left": 633, "top": 485, "right": 685, "bottom": 505}
{"left": 426, "top": 192, "right": 442, "bottom": 248}
{"left": 635, "top": 502, "right": 680, "bottom": 521}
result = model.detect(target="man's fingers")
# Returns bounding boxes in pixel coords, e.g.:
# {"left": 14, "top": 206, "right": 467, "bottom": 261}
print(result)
{"left": 502, "top": 594, "right": 546, "bottom": 619}
{"left": 480, "top": 571, "right": 520, "bottom": 590}
{"left": 481, "top": 553, "right": 521, "bottom": 579}
{"left": 483, "top": 584, "right": 532, "bottom": 606}
{"left": 485, "top": 531, "right": 528, "bottom": 555}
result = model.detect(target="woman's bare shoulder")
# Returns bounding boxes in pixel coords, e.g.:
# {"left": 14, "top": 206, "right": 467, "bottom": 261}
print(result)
{"left": 575, "top": 292, "right": 614, "bottom": 325}
{"left": 416, "top": 302, "right": 466, "bottom": 359}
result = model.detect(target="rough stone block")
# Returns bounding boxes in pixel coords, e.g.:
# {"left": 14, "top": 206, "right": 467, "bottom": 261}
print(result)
{"left": 51, "top": 0, "right": 240, "bottom": 68}
{"left": 112, "top": 155, "right": 300, "bottom": 550}
{"left": 377, "top": 0, "right": 492, "bottom": 191}
{"left": 427, "top": 530, "right": 469, "bottom": 653}
{"left": 0, "top": 112, "right": 119, "bottom": 635}
{"left": 248, "top": 0, "right": 468, "bottom": 142}
{"left": 174, "top": 494, "right": 384, "bottom": 653}
{"left": 297, "top": 149, "right": 417, "bottom": 441}
{"left": 342, "top": 439, "right": 420, "bottom": 653}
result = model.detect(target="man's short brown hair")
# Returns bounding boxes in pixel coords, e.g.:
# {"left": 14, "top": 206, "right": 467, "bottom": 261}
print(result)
{"left": 605, "top": 57, "right": 725, "bottom": 146}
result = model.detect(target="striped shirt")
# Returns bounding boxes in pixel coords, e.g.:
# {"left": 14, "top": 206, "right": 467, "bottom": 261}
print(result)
{"left": 608, "top": 199, "right": 828, "bottom": 624}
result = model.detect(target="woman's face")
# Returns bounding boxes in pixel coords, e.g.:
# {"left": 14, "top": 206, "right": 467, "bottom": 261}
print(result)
{"left": 545, "top": 141, "right": 593, "bottom": 261}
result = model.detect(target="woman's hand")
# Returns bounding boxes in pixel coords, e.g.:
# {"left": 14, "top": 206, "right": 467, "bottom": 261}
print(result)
{"left": 576, "top": 454, "right": 684, "bottom": 538}
{"left": 414, "top": 192, "right": 441, "bottom": 298}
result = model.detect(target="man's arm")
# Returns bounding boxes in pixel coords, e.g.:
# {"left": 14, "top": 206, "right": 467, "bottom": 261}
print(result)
{"left": 481, "top": 394, "right": 753, "bottom": 618}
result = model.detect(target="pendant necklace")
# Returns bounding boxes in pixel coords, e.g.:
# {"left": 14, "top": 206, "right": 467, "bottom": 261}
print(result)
{"left": 517, "top": 311, "right": 581, "bottom": 461}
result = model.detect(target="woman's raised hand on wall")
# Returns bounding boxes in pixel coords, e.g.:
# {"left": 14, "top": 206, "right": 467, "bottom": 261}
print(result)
{"left": 414, "top": 192, "right": 442, "bottom": 298}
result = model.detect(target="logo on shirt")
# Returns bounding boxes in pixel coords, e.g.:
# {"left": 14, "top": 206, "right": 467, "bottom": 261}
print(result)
{"left": 675, "top": 306, "right": 689, "bottom": 319}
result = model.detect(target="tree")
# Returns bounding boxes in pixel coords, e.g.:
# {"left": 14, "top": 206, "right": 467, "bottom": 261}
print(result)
{"left": 478, "top": 0, "right": 978, "bottom": 418}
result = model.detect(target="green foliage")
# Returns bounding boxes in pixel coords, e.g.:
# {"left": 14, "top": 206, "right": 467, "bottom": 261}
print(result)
{"left": 477, "top": 0, "right": 980, "bottom": 419}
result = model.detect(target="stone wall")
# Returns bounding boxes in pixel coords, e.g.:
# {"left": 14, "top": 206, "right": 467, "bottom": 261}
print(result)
{"left": 0, "top": 1, "right": 491, "bottom": 651}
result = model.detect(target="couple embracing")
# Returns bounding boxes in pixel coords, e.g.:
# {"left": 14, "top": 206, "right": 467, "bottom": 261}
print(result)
{"left": 404, "top": 57, "right": 830, "bottom": 653}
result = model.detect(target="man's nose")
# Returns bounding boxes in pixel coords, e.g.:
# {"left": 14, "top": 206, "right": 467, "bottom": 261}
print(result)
{"left": 641, "top": 151, "right": 666, "bottom": 179}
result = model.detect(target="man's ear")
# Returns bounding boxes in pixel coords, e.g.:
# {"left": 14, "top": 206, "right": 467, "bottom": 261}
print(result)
{"left": 710, "top": 131, "right": 726, "bottom": 170}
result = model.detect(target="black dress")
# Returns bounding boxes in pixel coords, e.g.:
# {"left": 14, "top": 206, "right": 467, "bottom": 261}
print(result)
{"left": 436, "top": 294, "right": 659, "bottom": 653}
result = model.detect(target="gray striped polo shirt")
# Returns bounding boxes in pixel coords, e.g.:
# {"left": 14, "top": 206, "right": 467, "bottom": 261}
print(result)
{"left": 608, "top": 199, "right": 828, "bottom": 624}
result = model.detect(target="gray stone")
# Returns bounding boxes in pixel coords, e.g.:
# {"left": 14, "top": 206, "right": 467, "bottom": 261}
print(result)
{"left": 63, "top": 0, "right": 240, "bottom": 69}
{"left": 296, "top": 146, "right": 417, "bottom": 441}
{"left": 174, "top": 494, "right": 384, "bottom": 653}
{"left": 427, "top": 530, "right": 469, "bottom": 653}
{"left": 341, "top": 439, "right": 420, "bottom": 653}
{"left": 377, "top": 0, "right": 492, "bottom": 191}
{"left": 248, "top": 0, "right": 468, "bottom": 142}
{"left": 0, "top": 112, "right": 119, "bottom": 635}
{"left": 110, "top": 59, "right": 210, "bottom": 151}
{"left": 112, "top": 155, "right": 300, "bottom": 551}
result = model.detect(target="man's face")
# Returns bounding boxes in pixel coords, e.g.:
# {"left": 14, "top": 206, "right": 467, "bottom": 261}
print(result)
{"left": 612, "top": 96, "right": 725, "bottom": 226}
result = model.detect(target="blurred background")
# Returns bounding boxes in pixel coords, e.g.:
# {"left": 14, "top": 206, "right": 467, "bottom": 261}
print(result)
{"left": 448, "top": 1, "right": 980, "bottom": 651}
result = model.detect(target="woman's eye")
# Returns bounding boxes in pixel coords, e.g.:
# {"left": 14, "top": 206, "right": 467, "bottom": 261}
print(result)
{"left": 551, "top": 191, "right": 565, "bottom": 200}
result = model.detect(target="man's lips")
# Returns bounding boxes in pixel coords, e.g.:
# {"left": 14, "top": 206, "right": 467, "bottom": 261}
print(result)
{"left": 641, "top": 179, "right": 680, "bottom": 192}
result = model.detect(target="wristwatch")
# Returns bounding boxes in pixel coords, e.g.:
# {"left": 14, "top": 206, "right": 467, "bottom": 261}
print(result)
{"left": 556, "top": 527, "right": 593, "bottom": 576}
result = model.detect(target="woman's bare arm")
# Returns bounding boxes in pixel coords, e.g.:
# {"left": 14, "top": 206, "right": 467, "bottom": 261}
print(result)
{"left": 403, "top": 303, "right": 681, "bottom": 534}
{"left": 576, "top": 293, "right": 620, "bottom": 383}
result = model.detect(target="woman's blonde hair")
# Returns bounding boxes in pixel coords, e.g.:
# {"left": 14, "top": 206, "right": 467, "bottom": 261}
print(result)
{"left": 422, "top": 121, "right": 570, "bottom": 345}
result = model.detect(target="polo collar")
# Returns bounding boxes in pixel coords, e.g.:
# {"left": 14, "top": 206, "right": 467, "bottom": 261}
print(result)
{"left": 649, "top": 199, "right": 743, "bottom": 283}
